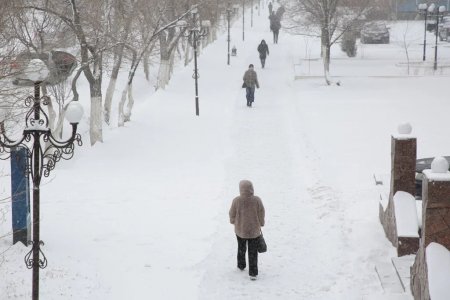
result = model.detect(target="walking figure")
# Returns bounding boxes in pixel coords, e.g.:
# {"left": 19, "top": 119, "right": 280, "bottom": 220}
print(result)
{"left": 242, "top": 64, "right": 260, "bottom": 107}
{"left": 229, "top": 180, "right": 265, "bottom": 280}
{"left": 257, "top": 40, "right": 269, "bottom": 68}
{"left": 269, "top": 12, "right": 281, "bottom": 44}
{"left": 268, "top": 1, "right": 273, "bottom": 15}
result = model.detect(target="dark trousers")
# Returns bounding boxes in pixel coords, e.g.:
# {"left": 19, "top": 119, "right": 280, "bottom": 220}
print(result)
{"left": 260, "top": 57, "right": 266, "bottom": 68}
{"left": 246, "top": 87, "right": 255, "bottom": 106}
{"left": 236, "top": 235, "right": 258, "bottom": 276}
{"left": 273, "top": 30, "right": 279, "bottom": 44}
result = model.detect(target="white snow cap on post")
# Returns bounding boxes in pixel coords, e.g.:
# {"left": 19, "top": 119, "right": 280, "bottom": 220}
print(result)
{"left": 431, "top": 157, "right": 449, "bottom": 173}
{"left": 423, "top": 157, "right": 450, "bottom": 181}
{"left": 398, "top": 122, "right": 412, "bottom": 134}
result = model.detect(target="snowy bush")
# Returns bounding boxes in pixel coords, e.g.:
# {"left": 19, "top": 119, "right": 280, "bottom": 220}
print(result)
{"left": 340, "top": 31, "right": 357, "bottom": 57}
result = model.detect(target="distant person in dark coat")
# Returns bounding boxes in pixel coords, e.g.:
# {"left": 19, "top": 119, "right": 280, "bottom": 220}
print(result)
{"left": 229, "top": 180, "right": 265, "bottom": 280}
{"left": 257, "top": 40, "right": 269, "bottom": 68}
{"left": 268, "top": 1, "right": 273, "bottom": 15}
{"left": 269, "top": 12, "right": 281, "bottom": 44}
{"left": 242, "top": 64, "right": 260, "bottom": 107}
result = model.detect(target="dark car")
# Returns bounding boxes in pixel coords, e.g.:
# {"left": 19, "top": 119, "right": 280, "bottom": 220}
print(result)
{"left": 360, "top": 21, "right": 390, "bottom": 44}
{"left": 415, "top": 156, "right": 450, "bottom": 198}
{"left": 438, "top": 16, "right": 450, "bottom": 41}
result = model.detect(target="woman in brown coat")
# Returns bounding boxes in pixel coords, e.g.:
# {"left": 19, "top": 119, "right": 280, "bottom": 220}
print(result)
{"left": 229, "top": 180, "right": 265, "bottom": 280}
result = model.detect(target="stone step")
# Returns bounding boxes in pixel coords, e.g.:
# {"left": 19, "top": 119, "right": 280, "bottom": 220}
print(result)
{"left": 375, "top": 262, "right": 405, "bottom": 294}
{"left": 391, "top": 255, "right": 415, "bottom": 294}
{"left": 362, "top": 293, "right": 413, "bottom": 300}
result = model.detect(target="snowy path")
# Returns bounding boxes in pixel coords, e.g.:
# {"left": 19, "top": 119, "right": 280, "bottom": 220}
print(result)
{"left": 2, "top": 8, "right": 428, "bottom": 300}
{"left": 197, "top": 14, "right": 374, "bottom": 300}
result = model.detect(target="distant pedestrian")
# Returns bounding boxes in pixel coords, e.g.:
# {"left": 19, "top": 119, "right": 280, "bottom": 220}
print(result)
{"left": 268, "top": 1, "right": 273, "bottom": 15}
{"left": 269, "top": 12, "right": 281, "bottom": 44}
{"left": 229, "top": 180, "right": 265, "bottom": 280}
{"left": 242, "top": 64, "right": 260, "bottom": 107}
{"left": 257, "top": 40, "right": 269, "bottom": 68}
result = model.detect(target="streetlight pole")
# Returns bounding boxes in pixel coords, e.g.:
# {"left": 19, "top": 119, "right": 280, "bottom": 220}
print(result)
{"left": 180, "top": 8, "right": 209, "bottom": 116}
{"left": 0, "top": 59, "right": 83, "bottom": 300}
{"left": 434, "top": 6, "right": 446, "bottom": 70}
{"left": 242, "top": 0, "right": 245, "bottom": 41}
{"left": 418, "top": 3, "right": 428, "bottom": 61}
{"left": 227, "top": 6, "right": 231, "bottom": 65}
{"left": 251, "top": 0, "right": 253, "bottom": 27}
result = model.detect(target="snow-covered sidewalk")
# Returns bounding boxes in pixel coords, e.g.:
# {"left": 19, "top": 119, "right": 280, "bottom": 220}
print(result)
{"left": 4, "top": 7, "right": 450, "bottom": 300}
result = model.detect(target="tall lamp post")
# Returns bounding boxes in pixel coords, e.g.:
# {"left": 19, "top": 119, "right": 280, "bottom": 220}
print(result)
{"left": 227, "top": 5, "right": 232, "bottom": 65}
{"left": 242, "top": 0, "right": 245, "bottom": 41}
{"left": 434, "top": 6, "right": 446, "bottom": 70}
{"left": 180, "top": 8, "right": 209, "bottom": 116}
{"left": 251, "top": 0, "right": 254, "bottom": 27}
{"left": 418, "top": 3, "right": 429, "bottom": 61}
{"left": 0, "top": 59, "right": 83, "bottom": 300}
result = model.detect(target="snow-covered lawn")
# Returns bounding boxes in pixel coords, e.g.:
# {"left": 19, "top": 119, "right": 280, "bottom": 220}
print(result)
{"left": 2, "top": 11, "right": 450, "bottom": 300}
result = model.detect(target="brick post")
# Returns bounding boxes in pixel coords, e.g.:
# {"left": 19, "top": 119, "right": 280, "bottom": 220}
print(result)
{"left": 380, "top": 123, "right": 417, "bottom": 246}
{"left": 421, "top": 167, "right": 450, "bottom": 249}
{"left": 411, "top": 157, "right": 450, "bottom": 300}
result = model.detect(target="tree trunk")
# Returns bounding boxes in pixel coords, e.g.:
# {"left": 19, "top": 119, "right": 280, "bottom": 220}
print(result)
{"left": 90, "top": 82, "right": 103, "bottom": 145}
{"left": 143, "top": 51, "right": 150, "bottom": 81}
{"left": 157, "top": 58, "right": 171, "bottom": 90}
{"left": 124, "top": 81, "right": 134, "bottom": 122}
{"left": 184, "top": 37, "right": 191, "bottom": 66}
{"left": 104, "top": 45, "right": 125, "bottom": 125}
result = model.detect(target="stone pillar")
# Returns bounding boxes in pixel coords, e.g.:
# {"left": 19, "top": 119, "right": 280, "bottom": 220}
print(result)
{"left": 411, "top": 157, "right": 450, "bottom": 300}
{"left": 380, "top": 123, "right": 417, "bottom": 246}
{"left": 389, "top": 138, "right": 417, "bottom": 198}
{"left": 421, "top": 158, "right": 450, "bottom": 249}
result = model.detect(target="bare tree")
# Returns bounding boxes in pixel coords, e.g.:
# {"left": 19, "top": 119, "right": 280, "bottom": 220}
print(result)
{"left": 117, "top": 1, "right": 194, "bottom": 126}
{"left": 24, "top": 0, "right": 112, "bottom": 145}
{"left": 103, "top": 0, "right": 137, "bottom": 125}
{"left": 286, "top": 0, "right": 370, "bottom": 85}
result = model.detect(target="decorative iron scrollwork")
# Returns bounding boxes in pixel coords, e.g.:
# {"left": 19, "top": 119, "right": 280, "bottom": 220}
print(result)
{"left": 24, "top": 240, "right": 47, "bottom": 270}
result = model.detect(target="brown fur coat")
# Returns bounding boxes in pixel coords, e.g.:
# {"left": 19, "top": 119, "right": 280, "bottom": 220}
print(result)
{"left": 229, "top": 180, "right": 265, "bottom": 239}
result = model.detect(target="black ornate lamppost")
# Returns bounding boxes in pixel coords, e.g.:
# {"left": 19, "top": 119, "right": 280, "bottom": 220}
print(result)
{"left": 180, "top": 7, "right": 209, "bottom": 116}
{"left": 418, "top": 3, "right": 430, "bottom": 61}
{"left": 0, "top": 59, "right": 83, "bottom": 300}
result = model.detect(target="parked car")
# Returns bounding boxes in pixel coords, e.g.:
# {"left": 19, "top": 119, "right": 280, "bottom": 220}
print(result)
{"left": 360, "top": 21, "right": 390, "bottom": 44}
{"left": 415, "top": 156, "right": 450, "bottom": 198}
{"left": 427, "top": 18, "right": 437, "bottom": 32}
{"left": 439, "top": 16, "right": 450, "bottom": 41}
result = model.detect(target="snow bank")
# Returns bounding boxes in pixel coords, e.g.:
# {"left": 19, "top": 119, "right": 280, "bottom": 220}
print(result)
{"left": 393, "top": 191, "right": 419, "bottom": 237}
{"left": 426, "top": 242, "right": 450, "bottom": 300}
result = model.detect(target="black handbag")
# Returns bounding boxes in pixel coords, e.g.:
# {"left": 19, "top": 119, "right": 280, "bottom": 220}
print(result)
{"left": 242, "top": 82, "right": 247, "bottom": 88}
{"left": 257, "top": 231, "right": 267, "bottom": 253}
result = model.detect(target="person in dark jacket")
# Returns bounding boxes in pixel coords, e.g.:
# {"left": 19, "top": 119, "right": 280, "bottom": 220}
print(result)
{"left": 229, "top": 180, "right": 265, "bottom": 280}
{"left": 242, "top": 64, "right": 260, "bottom": 107}
{"left": 257, "top": 40, "right": 269, "bottom": 68}
{"left": 268, "top": 1, "right": 273, "bottom": 15}
{"left": 269, "top": 12, "right": 281, "bottom": 44}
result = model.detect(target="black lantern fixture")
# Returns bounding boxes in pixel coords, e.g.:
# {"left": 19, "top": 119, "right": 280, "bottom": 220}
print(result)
{"left": 0, "top": 59, "right": 83, "bottom": 300}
